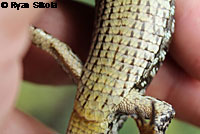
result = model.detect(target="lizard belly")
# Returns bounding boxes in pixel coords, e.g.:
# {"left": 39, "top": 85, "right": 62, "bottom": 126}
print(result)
{"left": 67, "top": 0, "right": 175, "bottom": 133}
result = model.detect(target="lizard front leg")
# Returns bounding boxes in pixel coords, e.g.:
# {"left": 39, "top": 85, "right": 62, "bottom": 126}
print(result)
{"left": 118, "top": 91, "right": 175, "bottom": 134}
{"left": 30, "top": 26, "right": 83, "bottom": 82}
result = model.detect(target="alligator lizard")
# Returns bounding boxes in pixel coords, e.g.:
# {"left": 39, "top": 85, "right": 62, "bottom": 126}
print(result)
{"left": 30, "top": 0, "right": 176, "bottom": 133}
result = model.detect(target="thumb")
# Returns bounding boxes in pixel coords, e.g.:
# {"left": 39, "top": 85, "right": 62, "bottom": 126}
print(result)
{"left": 0, "top": 0, "right": 52, "bottom": 127}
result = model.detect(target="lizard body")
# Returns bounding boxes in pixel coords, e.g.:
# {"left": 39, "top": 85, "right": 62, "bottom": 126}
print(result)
{"left": 31, "top": 0, "right": 176, "bottom": 133}
{"left": 67, "top": 0, "right": 175, "bottom": 133}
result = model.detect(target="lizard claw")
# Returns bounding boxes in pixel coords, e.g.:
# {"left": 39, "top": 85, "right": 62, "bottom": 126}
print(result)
{"left": 133, "top": 102, "right": 156, "bottom": 134}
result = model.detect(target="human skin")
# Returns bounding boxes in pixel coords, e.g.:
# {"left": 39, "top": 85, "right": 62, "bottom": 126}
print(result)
{"left": 0, "top": 0, "right": 200, "bottom": 133}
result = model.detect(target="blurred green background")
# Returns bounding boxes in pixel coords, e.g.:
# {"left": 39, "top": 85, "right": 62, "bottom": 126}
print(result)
{"left": 17, "top": 0, "right": 200, "bottom": 134}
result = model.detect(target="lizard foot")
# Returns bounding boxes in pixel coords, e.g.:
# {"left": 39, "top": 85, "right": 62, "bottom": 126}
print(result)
{"left": 133, "top": 102, "right": 156, "bottom": 134}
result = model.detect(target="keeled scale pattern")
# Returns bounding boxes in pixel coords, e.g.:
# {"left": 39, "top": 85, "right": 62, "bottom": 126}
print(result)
{"left": 67, "top": 0, "right": 175, "bottom": 133}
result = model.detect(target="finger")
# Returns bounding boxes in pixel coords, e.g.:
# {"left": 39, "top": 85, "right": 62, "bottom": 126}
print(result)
{"left": 170, "top": 0, "right": 200, "bottom": 80}
{"left": 23, "top": 1, "right": 94, "bottom": 84}
{"left": 147, "top": 57, "right": 200, "bottom": 127}
{"left": 0, "top": 0, "right": 52, "bottom": 128}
